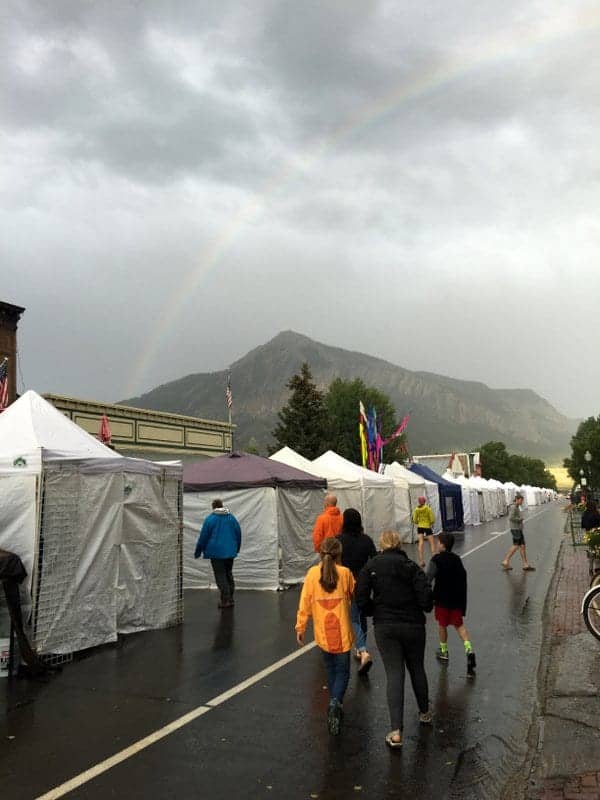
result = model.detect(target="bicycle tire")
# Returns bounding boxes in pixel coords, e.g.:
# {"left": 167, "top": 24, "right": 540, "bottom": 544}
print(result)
{"left": 582, "top": 584, "right": 600, "bottom": 641}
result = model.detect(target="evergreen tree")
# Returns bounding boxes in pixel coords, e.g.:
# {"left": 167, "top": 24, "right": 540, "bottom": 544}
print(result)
{"left": 325, "top": 377, "right": 403, "bottom": 465}
{"left": 563, "top": 416, "right": 600, "bottom": 490}
{"left": 271, "top": 363, "right": 329, "bottom": 459}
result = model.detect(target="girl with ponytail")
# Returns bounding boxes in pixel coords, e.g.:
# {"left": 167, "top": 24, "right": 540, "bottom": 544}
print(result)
{"left": 296, "top": 536, "right": 355, "bottom": 736}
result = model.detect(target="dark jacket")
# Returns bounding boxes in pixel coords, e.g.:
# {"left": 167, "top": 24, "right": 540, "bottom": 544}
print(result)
{"left": 581, "top": 510, "right": 600, "bottom": 531}
{"left": 426, "top": 551, "right": 467, "bottom": 615}
{"left": 356, "top": 547, "right": 433, "bottom": 626}
{"left": 194, "top": 508, "right": 242, "bottom": 560}
{"left": 338, "top": 530, "right": 377, "bottom": 579}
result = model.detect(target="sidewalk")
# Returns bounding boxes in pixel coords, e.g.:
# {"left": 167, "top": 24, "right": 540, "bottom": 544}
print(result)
{"left": 528, "top": 538, "right": 600, "bottom": 800}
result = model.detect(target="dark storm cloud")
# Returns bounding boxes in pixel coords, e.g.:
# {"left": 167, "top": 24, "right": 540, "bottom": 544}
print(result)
{"left": 3, "top": 0, "right": 600, "bottom": 423}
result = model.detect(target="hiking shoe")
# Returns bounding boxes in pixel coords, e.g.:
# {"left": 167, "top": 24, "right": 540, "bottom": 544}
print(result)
{"left": 419, "top": 704, "right": 433, "bottom": 724}
{"left": 436, "top": 648, "right": 449, "bottom": 663}
{"left": 327, "top": 700, "right": 342, "bottom": 736}
{"left": 467, "top": 651, "right": 477, "bottom": 677}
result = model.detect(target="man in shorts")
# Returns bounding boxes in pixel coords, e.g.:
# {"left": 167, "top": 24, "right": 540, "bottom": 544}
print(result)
{"left": 501, "top": 493, "right": 535, "bottom": 572}
{"left": 427, "top": 533, "right": 476, "bottom": 676}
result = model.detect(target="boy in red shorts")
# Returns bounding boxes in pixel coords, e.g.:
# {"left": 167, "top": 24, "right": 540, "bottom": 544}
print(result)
{"left": 426, "top": 533, "right": 476, "bottom": 677}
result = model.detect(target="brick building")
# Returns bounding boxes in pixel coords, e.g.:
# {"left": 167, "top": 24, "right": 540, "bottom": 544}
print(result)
{"left": 0, "top": 300, "right": 25, "bottom": 405}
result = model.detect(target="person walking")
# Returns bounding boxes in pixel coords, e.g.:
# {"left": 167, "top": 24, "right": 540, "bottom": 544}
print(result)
{"left": 194, "top": 499, "right": 242, "bottom": 608}
{"left": 356, "top": 530, "right": 433, "bottom": 749}
{"left": 338, "top": 508, "right": 377, "bottom": 676}
{"left": 296, "top": 536, "right": 354, "bottom": 736}
{"left": 427, "top": 533, "right": 476, "bottom": 677}
{"left": 412, "top": 495, "right": 436, "bottom": 568}
{"left": 501, "top": 492, "right": 535, "bottom": 571}
{"left": 312, "top": 494, "right": 343, "bottom": 552}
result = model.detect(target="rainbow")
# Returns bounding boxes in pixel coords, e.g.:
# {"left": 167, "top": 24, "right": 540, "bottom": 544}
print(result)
{"left": 126, "top": 8, "right": 600, "bottom": 396}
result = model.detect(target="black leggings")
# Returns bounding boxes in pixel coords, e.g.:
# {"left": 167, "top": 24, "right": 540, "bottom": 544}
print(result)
{"left": 375, "top": 622, "right": 429, "bottom": 731}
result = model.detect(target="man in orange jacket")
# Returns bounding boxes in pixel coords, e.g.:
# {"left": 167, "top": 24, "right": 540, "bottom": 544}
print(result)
{"left": 312, "top": 494, "right": 343, "bottom": 552}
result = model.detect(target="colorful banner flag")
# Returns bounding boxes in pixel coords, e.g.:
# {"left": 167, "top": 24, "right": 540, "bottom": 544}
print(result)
{"left": 225, "top": 373, "right": 233, "bottom": 410}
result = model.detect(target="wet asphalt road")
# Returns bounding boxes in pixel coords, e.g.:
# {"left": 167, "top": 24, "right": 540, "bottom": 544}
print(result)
{"left": 0, "top": 503, "right": 565, "bottom": 800}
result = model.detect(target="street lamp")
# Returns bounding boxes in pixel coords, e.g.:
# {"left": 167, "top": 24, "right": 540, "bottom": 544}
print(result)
{"left": 580, "top": 468, "right": 587, "bottom": 488}
{"left": 584, "top": 450, "right": 592, "bottom": 493}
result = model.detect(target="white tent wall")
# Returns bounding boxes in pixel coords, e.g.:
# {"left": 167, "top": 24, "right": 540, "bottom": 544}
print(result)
{"left": 117, "top": 472, "right": 182, "bottom": 634}
{"left": 391, "top": 483, "right": 413, "bottom": 543}
{"left": 361, "top": 485, "right": 396, "bottom": 540}
{"left": 443, "top": 473, "right": 481, "bottom": 527}
{"left": 0, "top": 474, "right": 38, "bottom": 589}
{"left": 34, "top": 469, "right": 121, "bottom": 655}
{"left": 277, "top": 487, "right": 322, "bottom": 584}
{"left": 33, "top": 467, "right": 183, "bottom": 655}
{"left": 424, "top": 482, "right": 443, "bottom": 535}
{"left": 183, "top": 488, "right": 280, "bottom": 591}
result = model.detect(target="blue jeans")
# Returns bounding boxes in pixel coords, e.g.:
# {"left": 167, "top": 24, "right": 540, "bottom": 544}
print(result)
{"left": 321, "top": 650, "right": 351, "bottom": 703}
{"left": 351, "top": 599, "right": 368, "bottom": 652}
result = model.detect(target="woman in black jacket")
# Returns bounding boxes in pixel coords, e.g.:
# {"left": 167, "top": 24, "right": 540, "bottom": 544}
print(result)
{"left": 338, "top": 508, "right": 377, "bottom": 675}
{"left": 356, "top": 530, "right": 433, "bottom": 748}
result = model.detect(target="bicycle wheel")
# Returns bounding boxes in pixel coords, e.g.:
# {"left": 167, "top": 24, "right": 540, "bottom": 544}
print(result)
{"left": 582, "top": 584, "right": 600, "bottom": 641}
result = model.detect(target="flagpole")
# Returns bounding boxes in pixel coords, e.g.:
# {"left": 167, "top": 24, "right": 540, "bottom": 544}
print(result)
{"left": 226, "top": 371, "right": 234, "bottom": 453}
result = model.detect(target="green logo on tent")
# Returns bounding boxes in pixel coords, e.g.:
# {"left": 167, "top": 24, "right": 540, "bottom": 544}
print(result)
{"left": 13, "top": 457, "right": 27, "bottom": 467}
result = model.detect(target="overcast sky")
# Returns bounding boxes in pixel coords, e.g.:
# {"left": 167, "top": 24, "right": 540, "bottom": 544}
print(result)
{"left": 3, "top": 1, "right": 600, "bottom": 419}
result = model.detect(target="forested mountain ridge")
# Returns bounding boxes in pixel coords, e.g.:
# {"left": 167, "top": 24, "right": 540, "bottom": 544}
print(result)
{"left": 120, "top": 331, "right": 576, "bottom": 460}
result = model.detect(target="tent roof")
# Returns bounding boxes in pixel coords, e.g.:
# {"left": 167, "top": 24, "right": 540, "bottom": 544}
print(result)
{"left": 0, "top": 390, "right": 122, "bottom": 462}
{"left": 384, "top": 461, "right": 427, "bottom": 486}
{"left": 270, "top": 446, "right": 316, "bottom": 473}
{"left": 409, "top": 463, "right": 462, "bottom": 494}
{"left": 183, "top": 451, "right": 327, "bottom": 491}
{"left": 312, "top": 451, "right": 393, "bottom": 486}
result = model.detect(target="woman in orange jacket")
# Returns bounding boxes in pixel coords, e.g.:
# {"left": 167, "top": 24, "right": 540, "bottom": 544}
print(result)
{"left": 296, "top": 536, "right": 355, "bottom": 735}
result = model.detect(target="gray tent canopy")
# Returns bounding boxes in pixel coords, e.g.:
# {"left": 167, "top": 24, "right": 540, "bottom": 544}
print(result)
{"left": 183, "top": 452, "right": 326, "bottom": 590}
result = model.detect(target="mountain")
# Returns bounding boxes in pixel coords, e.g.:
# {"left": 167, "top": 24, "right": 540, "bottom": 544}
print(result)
{"left": 120, "top": 331, "right": 576, "bottom": 461}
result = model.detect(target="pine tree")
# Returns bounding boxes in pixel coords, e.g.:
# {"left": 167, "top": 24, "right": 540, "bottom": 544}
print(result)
{"left": 272, "top": 363, "right": 329, "bottom": 459}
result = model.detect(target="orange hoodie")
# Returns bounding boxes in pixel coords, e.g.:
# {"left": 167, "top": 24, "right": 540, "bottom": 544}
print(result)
{"left": 295, "top": 564, "right": 355, "bottom": 653}
{"left": 312, "top": 506, "right": 343, "bottom": 552}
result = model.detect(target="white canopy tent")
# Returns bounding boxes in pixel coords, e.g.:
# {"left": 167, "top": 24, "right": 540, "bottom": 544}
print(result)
{"left": 0, "top": 391, "right": 183, "bottom": 656}
{"left": 183, "top": 452, "right": 326, "bottom": 590}
{"left": 271, "top": 446, "right": 363, "bottom": 515}
{"left": 465, "top": 476, "right": 497, "bottom": 522}
{"left": 311, "top": 451, "right": 395, "bottom": 539}
{"left": 442, "top": 472, "right": 482, "bottom": 527}
{"left": 383, "top": 462, "right": 442, "bottom": 541}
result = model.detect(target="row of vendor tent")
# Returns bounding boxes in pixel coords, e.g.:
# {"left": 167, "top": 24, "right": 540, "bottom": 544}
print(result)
{"left": 272, "top": 449, "right": 443, "bottom": 544}
{"left": 0, "top": 391, "right": 183, "bottom": 657}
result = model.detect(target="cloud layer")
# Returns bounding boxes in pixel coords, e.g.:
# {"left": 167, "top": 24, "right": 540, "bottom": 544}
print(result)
{"left": 3, "top": 0, "right": 600, "bottom": 420}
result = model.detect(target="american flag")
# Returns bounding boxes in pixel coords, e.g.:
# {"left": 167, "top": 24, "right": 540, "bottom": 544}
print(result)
{"left": 0, "top": 358, "right": 8, "bottom": 412}
{"left": 225, "top": 373, "right": 233, "bottom": 410}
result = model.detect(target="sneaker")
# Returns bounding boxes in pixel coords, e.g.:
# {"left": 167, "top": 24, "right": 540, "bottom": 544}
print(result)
{"left": 467, "top": 651, "right": 477, "bottom": 677}
{"left": 436, "top": 648, "right": 449, "bottom": 663}
{"left": 327, "top": 700, "right": 342, "bottom": 736}
{"left": 419, "top": 704, "right": 433, "bottom": 724}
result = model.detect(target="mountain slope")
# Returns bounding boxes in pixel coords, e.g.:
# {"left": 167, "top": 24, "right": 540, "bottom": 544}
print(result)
{"left": 120, "top": 331, "right": 575, "bottom": 460}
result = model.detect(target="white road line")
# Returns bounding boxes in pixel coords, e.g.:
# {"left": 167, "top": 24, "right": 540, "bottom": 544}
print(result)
{"left": 35, "top": 642, "right": 316, "bottom": 800}
{"left": 460, "top": 507, "right": 548, "bottom": 559}
{"left": 36, "top": 504, "right": 554, "bottom": 799}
